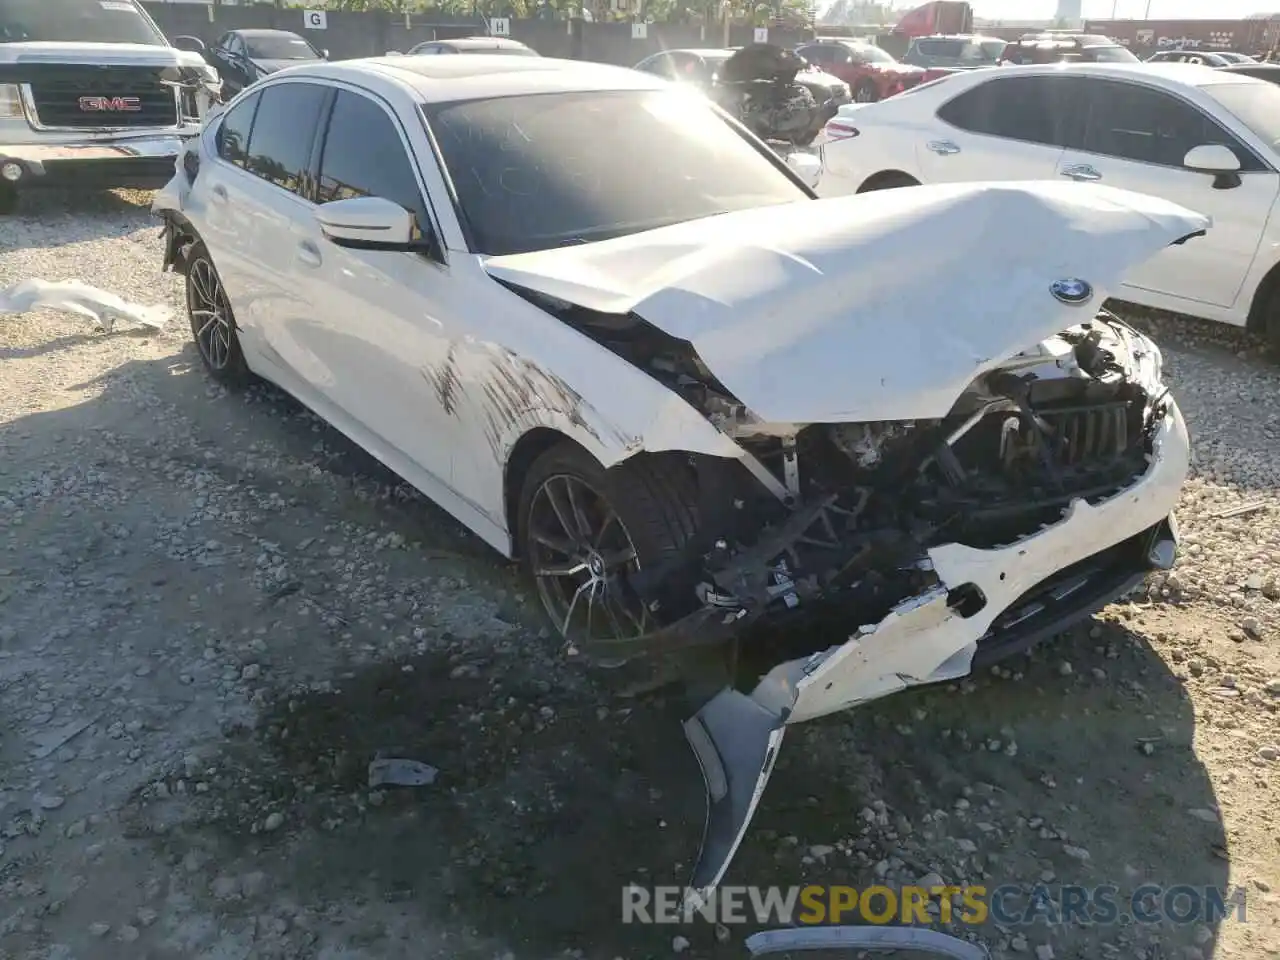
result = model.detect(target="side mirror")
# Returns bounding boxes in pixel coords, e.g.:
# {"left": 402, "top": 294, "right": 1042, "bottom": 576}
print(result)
{"left": 1183, "top": 143, "right": 1240, "bottom": 173}
{"left": 315, "top": 197, "right": 423, "bottom": 251}
{"left": 1184, "top": 143, "right": 1242, "bottom": 189}
{"left": 322, "top": 48, "right": 330, "bottom": 59}
{"left": 783, "top": 150, "right": 822, "bottom": 190}
{"left": 173, "top": 35, "right": 206, "bottom": 53}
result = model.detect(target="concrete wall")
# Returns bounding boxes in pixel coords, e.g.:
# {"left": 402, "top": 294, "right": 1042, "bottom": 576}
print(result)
{"left": 140, "top": 3, "right": 812, "bottom": 66}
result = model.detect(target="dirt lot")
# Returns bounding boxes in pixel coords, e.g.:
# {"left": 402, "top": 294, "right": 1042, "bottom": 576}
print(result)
{"left": 0, "top": 190, "right": 1278, "bottom": 960}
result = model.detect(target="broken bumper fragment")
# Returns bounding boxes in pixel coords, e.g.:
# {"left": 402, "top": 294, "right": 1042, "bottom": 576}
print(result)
{"left": 685, "top": 400, "right": 1189, "bottom": 900}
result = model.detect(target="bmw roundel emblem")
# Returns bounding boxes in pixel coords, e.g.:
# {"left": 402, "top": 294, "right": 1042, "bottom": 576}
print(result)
{"left": 1050, "top": 278, "right": 1093, "bottom": 305}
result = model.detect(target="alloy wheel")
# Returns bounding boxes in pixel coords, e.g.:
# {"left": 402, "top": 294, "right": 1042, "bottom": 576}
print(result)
{"left": 188, "top": 257, "right": 234, "bottom": 371}
{"left": 527, "top": 473, "right": 650, "bottom": 650}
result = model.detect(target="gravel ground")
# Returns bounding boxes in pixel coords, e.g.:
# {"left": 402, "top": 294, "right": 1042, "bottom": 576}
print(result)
{"left": 0, "top": 189, "right": 1278, "bottom": 960}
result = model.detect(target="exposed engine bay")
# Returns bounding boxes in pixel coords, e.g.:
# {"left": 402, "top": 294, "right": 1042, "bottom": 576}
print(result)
{"left": 513, "top": 283, "right": 1168, "bottom": 664}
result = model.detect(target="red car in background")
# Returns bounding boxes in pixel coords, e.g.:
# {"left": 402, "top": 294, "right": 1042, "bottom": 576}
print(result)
{"left": 795, "top": 38, "right": 948, "bottom": 101}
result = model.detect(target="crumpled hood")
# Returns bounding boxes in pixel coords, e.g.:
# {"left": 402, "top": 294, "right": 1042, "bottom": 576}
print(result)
{"left": 482, "top": 181, "right": 1209, "bottom": 425}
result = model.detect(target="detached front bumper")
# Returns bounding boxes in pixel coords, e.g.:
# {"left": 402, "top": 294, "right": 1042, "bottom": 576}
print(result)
{"left": 683, "top": 400, "right": 1190, "bottom": 902}
{"left": 0, "top": 133, "right": 193, "bottom": 191}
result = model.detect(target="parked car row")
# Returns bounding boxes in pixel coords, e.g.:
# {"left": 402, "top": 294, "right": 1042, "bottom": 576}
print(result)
{"left": 815, "top": 60, "right": 1280, "bottom": 346}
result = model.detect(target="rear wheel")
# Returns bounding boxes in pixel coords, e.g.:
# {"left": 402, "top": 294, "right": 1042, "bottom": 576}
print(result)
{"left": 1262, "top": 285, "right": 1280, "bottom": 356}
{"left": 853, "top": 79, "right": 879, "bottom": 102}
{"left": 517, "top": 442, "right": 700, "bottom": 664}
{"left": 857, "top": 171, "right": 920, "bottom": 193}
{"left": 185, "top": 241, "right": 252, "bottom": 388}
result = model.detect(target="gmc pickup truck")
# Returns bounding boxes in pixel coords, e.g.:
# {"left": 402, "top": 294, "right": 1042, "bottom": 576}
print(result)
{"left": 0, "top": 0, "right": 221, "bottom": 213}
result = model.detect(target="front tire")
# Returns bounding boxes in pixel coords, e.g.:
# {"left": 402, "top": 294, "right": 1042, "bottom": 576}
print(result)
{"left": 185, "top": 241, "right": 252, "bottom": 388}
{"left": 853, "top": 79, "right": 879, "bottom": 103}
{"left": 517, "top": 442, "right": 700, "bottom": 663}
{"left": 857, "top": 171, "right": 920, "bottom": 193}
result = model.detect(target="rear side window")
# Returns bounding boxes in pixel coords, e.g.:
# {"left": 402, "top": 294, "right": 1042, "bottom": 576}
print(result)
{"left": 243, "top": 82, "right": 330, "bottom": 195}
{"left": 215, "top": 91, "right": 260, "bottom": 167}
{"left": 317, "top": 91, "right": 431, "bottom": 240}
{"left": 937, "top": 75, "right": 1083, "bottom": 147}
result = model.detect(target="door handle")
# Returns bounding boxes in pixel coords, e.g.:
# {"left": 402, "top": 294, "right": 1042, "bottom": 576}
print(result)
{"left": 1061, "top": 164, "right": 1102, "bottom": 182}
{"left": 296, "top": 240, "right": 322, "bottom": 268}
{"left": 210, "top": 184, "right": 228, "bottom": 204}
{"left": 926, "top": 140, "right": 960, "bottom": 155}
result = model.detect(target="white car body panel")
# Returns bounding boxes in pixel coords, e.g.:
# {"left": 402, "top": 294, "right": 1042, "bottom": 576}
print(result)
{"left": 816, "top": 62, "right": 1280, "bottom": 328}
{"left": 155, "top": 57, "right": 1197, "bottom": 904}
{"left": 485, "top": 180, "right": 1208, "bottom": 424}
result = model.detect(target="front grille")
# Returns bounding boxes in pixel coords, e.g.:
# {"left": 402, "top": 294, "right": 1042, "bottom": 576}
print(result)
{"left": 1041, "top": 401, "right": 1137, "bottom": 467}
{"left": 26, "top": 67, "right": 177, "bottom": 129}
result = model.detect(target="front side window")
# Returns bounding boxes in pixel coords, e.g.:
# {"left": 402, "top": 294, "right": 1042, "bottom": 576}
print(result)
{"left": 244, "top": 34, "right": 321, "bottom": 60}
{"left": 243, "top": 82, "right": 329, "bottom": 195}
{"left": 425, "top": 88, "right": 810, "bottom": 256}
{"left": 636, "top": 53, "right": 676, "bottom": 78}
{"left": 797, "top": 45, "right": 832, "bottom": 66}
{"left": 215, "top": 91, "right": 260, "bottom": 167}
{"left": 937, "top": 75, "right": 1083, "bottom": 147}
{"left": 317, "top": 91, "right": 430, "bottom": 241}
{"left": 0, "top": 0, "right": 164, "bottom": 44}
{"left": 1082, "top": 79, "right": 1255, "bottom": 169}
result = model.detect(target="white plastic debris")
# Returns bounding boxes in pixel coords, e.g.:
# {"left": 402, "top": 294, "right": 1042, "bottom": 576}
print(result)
{"left": 0, "top": 279, "right": 171, "bottom": 332}
{"left": 367, "top": 758, "right": 438, "bottom": 788}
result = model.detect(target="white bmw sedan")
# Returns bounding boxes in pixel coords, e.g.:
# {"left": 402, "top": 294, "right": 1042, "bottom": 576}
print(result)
{"left": 815, "top": 62, "right": 1280, "bottom": 346}
{"left": 155, "top": 54, "right": 1198, "bottom": 897}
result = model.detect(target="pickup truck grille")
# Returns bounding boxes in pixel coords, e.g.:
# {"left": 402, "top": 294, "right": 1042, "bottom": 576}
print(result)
{"left": 25, "top": 67, "right": 177, "bottom": 129}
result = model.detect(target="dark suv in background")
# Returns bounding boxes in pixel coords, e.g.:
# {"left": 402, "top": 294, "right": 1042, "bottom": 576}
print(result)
{"left": 999, "top": 33, "right": 1138, "bottom": 65}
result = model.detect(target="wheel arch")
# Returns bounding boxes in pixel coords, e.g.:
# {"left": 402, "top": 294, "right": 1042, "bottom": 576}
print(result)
{"left": 503, "top": 427, "right": 582, "bottom": 548}
{"left": 161, "top": 210, "right": 205, "bottom": 277}
{"left": 856, "top": 170, "right": 920, "bottom": 193}
{"left": 1245, "top": 255, "right": 1280, "bottom": 334}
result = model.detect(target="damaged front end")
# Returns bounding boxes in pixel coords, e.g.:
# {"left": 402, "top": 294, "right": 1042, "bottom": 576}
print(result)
{"left": 482, "top": 182, "right": 1200, "bottom": 904}
{"left": 536, "top": 298, "right": 1187, "bottom": 901}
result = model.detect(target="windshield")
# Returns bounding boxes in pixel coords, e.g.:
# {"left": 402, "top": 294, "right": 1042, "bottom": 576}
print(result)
{"left": 1203, "top": 80, "right": 1280, "bottom": 151}
{"left": 1085, "top": 44, "right": 1138, "bottom": 62}
{"left": 0, "top": 0, "right": 163, "bottom": 44}
{"left": 245, "top": 34, "right": 320, "bottom": 60}
{"left": 425, "top": 89, "right": 809, "bottom": 256}
{"left": 852, "top": 43, "right": 894, "bottom": 63}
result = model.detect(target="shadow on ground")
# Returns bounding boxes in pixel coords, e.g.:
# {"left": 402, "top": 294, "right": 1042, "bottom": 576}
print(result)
{"left": 1, "top": 353, "right": 1234, "bottom": 960}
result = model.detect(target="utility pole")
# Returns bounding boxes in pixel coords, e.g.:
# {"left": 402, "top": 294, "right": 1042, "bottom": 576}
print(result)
{"left": 1144, "top": 0, "right": 1152, "bottom": 17}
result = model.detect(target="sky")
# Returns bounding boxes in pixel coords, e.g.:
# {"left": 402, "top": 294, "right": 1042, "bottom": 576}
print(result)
{"left": 970, "top": 0, "right": 1263, "bottom": 19}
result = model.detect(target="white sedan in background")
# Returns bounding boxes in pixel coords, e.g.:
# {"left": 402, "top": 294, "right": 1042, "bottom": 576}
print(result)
{"left": 816, "top": 62, "right": 1280, "bottom": 347}
{"left": 153, "top": 54, "right": 1198, "bottom": 901}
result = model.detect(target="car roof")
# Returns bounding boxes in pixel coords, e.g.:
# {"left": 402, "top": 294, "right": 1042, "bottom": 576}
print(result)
{"left": 1220, "top": 61, "right": 1280, "bottom": 71}
{"left": 431, "top": 36, "right": 532, "bottom": 49}
{"left": 232, "top": 29, "right": 306, "bottom": 39}
{"left": 913, "top": 34, "right": 1003, "bottom": 41}
{"left": 649, "top": 48, "right": 733, "bottom": 57}
{"left": 954, "top": 61, "right": 1265, "bottom": 88}
{"left": 270, "top": 55, "right": 669, "bottom": 102}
